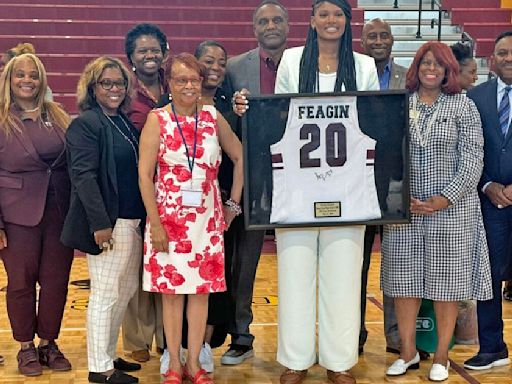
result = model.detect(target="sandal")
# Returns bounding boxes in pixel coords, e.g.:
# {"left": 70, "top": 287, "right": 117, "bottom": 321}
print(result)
{"left": 183, "top": 366, "right": 213, "bottom": 384}
{"left": 163, "top": 369, "right": 183, "bottom": 384}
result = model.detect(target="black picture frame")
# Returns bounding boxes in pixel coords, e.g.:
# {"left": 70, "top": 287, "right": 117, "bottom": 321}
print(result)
{"left": 242, "top": 90, "right": 411, "bottom": 230}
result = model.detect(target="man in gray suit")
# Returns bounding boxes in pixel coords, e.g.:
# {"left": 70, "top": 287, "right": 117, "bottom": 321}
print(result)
{"left": 359, "top": 18, "right": 410, "bottom": 356}
{"left": 220, "top": 0, "right": 289, "bottom": 366}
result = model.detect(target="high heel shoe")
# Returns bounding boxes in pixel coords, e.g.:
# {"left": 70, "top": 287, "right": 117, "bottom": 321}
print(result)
{"left": 183, "top": 365, "right": 213, "bottom": 384}
{"left": 386, "top": 352, "right": 420, "bottom": 376}
{"left": 163, "top": 369, "right": 183, "bottom": 384}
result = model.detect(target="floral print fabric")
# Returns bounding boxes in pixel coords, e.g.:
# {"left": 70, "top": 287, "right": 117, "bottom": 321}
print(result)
{"left": 142, "top": 105, "right": 226, "bottom": 294}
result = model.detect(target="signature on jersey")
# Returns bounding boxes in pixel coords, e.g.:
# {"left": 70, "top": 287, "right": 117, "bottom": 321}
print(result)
{"left": 314, "top": 169, "right": 333, "bottom": 181}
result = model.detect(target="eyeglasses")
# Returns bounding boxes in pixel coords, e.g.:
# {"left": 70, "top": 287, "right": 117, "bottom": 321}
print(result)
{"left": 419, "top": 60, "right": 443, "bottom": 69}
{"left": 171, "top": 76, "right": 203, "bottom": 86}
{"left": 97, "top": 79, "right": 127, "bottom": 90}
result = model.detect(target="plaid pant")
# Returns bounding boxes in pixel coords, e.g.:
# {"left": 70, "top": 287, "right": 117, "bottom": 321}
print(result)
{"left": 87, "top": 219, "right": 142, "bottom": 372}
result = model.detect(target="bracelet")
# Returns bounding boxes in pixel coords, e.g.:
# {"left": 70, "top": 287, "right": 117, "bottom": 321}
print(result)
{"left": 225, "top": 198, "right": 242, "bottom": 216}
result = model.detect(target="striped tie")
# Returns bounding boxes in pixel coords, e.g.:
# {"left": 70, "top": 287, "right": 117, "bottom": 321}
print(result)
{"left": 499, "top": 86, "right": 511, "bottom": 136}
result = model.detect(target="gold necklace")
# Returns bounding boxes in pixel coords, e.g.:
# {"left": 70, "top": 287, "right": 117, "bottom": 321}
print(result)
{"left": 320, "top": 58, "right": 336, "bottom": 73}
{"left": 22, "top": 106, "right": 40, "bottom": 113}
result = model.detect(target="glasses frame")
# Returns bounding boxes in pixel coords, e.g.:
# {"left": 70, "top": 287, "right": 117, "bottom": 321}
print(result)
{"left": 171, "top": 76, "right": 203, "bottom": 87}
{"left": 96, "top": 79, "right": 128, "bottom": 90}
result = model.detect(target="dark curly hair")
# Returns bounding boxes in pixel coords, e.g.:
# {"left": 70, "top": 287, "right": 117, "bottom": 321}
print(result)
{"left": 125, "top": 23, "right": 169, "bottom": 66}
{"left": 450, "top": 42, "right": 473, "bottom": 66}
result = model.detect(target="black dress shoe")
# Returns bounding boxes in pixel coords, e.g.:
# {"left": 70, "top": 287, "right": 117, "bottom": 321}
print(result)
{"left": 88, "top": 369, "right": 139, "bottom": 383}
{"left": 418, "top": 349, "right": 430, "bottom": 361}
{"left": 385, "top": 346, "right": 400, "bottom": 355}
{"left": 385, "top": 347, "right": 430, "bottom": 361}
{"left": 113, "top": 358, "right": 141, "bottom": 372}
{"left": 504, "top": 286, "right": 512, "bottom": 301}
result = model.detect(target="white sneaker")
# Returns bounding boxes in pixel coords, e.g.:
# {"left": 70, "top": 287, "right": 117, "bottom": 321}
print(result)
{"left": 159, "top": 349, "right": 169, "bottom": 375}
{"left": 220, "top": 345, "right": 254, "bottom": 365}
{"left": 199, "top": 343, "right": 214, "bottom": 373}
{"left": 429, "top": 361, "right": 450, "bottom": 382}
{"left": 159, "top": 347, "right": 186, "bottom": 375}
{"left": 386, "top": 352, "right": 420, "bottom": 376}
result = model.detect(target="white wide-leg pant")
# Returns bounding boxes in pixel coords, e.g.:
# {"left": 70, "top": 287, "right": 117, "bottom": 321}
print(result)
{"left": 276, "top": 226, "right": 364, "bottom": 372}
{"left": 87, "top": 219, "right": 142, "bottom": 372}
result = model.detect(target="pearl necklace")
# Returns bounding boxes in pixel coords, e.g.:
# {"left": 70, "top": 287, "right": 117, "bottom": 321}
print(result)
{"left": 410, "top": 92, "right": 441, "bottom": 147}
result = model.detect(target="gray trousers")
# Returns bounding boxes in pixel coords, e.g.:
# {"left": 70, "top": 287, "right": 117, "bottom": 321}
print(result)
{"left": 224, "top": 214, "right": 265, "bottom": 347}
{"left": 360, "top": 225, "right": 400, "bottom": 350}
{"left": 122, "top": 284, "right": 164, "bottom": 352}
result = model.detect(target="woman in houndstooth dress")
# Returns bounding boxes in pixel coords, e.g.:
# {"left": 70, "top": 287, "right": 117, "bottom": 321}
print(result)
{"left": 381, "top": 42, "right": 492, "bottom": 381}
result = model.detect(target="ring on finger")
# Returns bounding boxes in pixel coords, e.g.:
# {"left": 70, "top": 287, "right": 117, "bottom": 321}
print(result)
{"left": 101, "top": 241, "right": 109, "bottom": 249}
{"left": 498, "top": 204, "right": 504, "bottom": 209}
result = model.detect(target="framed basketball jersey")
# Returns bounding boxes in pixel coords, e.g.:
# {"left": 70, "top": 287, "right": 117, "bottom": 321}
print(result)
{"left": 242, "top": 90, "right": 410, "bottom": 229}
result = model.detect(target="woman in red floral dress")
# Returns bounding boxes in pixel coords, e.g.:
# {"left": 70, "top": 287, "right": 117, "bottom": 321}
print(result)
{"left": 138, "top": 53, "right": 243, "bottom": 384}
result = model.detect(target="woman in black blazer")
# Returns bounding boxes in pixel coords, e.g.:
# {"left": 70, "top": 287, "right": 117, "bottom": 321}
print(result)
{"left": 61, "top": 57, "right": 145, "bottom": 384}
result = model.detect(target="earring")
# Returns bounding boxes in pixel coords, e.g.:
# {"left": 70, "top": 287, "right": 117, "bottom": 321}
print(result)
{"left": 132, "top": 66, "right": 136, "bottom": 72}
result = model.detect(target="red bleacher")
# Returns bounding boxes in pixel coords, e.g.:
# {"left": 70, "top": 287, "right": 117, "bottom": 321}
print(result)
{"left": 442, "top": 0, "right": 512, "bottom": 58}
{"left": 443, "top": 0, "right": 501, "bottom": 8}
{"left": 0, "top": 0, "right": 362, "bottom": 113}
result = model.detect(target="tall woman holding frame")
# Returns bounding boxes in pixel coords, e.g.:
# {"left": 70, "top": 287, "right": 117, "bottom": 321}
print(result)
{"left": 273, "top": 1, "right": 379, "bottom": 383}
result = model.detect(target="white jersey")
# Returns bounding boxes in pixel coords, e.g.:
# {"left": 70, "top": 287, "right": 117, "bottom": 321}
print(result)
{"left": 270, "top": 96, "right": 381, "bottom": 223}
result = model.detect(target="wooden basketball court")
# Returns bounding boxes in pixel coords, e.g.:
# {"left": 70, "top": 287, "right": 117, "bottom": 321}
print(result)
{"left": 0, "top": 239, "right": 511, "bottom": 383}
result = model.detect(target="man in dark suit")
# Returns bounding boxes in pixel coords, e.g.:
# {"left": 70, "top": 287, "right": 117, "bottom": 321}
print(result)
{"left": 220, "top": 0, "right": 289, "bottom": 366}
{"left": 465, "top": 30, "right": 512, "bottom": 370}
{"left": 359, "top": 18, "right": 408, "bottom": 356}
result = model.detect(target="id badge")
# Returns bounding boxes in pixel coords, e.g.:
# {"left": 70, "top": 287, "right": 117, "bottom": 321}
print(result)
{"left": 181, "top": 188, "right": 203, "bottom": 207}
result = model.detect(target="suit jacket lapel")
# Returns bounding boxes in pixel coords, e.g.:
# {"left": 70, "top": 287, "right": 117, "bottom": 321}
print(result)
{"left": 389, "top": 67, "right": 401, "bottom": 89}
{"left": 52, "top": 124, "right": 67, "bottom": 166}
{"left": 482, "top": 79, "right": 512, "bottom": 147}
{"left": 487, "top": 80, "right": 502, "bottom": 139}
{"left": 96, "top": 108, "right": 118, "bottom": 195}
{"left": 11, "top": 122, "right": 46, "bottom": 166}
{"left": 247, "top": 48, "right": 260, "bottom": 94}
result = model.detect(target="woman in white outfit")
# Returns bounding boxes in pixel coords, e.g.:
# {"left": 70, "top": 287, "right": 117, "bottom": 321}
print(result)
{"left": 273, "top": 1, "right": 379, "bottom": 384}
